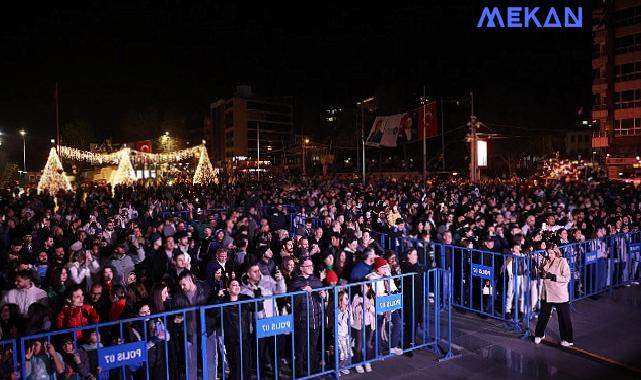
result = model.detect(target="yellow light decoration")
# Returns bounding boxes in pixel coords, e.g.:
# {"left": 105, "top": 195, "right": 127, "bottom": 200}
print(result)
{"left": 57, "top": 144, "right": 215, "bottom": 185}
{"left": 37, "top": 147, "right": 73, "bottom": 194}
{"left": 111, "top": 148, "right": 137, "bottom": 187}
{"left": 131, "top": 145, "right": 203, "bottom": 164}
{"left": 193, "top": 145, "right": 217, "bottom": 184}
{"left": 58, "top": 146, "right": 120, "bottom": 164}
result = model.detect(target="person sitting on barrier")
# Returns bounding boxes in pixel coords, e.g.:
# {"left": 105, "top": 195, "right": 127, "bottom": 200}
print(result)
{"left": 24, "top": 340, "right": 65, "bottom": 380}
{"left": 367, "top": 257, "right": 403, "bottom": 357}
{"left": 239, "top": 261, "right": 286, "bottom": 376}
{"left": 534, "top": 243, "right": 574, "bottom": 347}
{"left": 288, "top": 256, "right": 326, "bottom": 377}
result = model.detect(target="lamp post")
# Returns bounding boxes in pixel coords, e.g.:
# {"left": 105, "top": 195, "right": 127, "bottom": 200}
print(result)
{"left": 19, "top": 129, "right": 26, "bottom": 186}
{"left": 302, "top": 138, "right": 309, "bottom": 176}
{"left": 357, "top": 97, "right": 375, "bottom": 185}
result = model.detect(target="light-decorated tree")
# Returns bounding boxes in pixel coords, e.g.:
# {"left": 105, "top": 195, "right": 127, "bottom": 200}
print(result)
{"left": 37, "top": 147, "right": 72, "bottom": 194}
{"left": 193, "top": 145, "right": 217, "bottom": 184}
{"left": 111, "top": 147, "right": 137, "bottom": 187}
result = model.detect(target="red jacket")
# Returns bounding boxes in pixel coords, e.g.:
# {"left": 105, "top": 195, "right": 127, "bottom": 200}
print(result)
{"left": 56, "top": 304, "right": 100, "bottom": 333}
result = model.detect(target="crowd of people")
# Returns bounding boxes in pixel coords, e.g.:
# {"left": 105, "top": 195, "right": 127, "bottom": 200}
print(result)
{"left": 1, "top": 175, "right": 640, "bottom": 379}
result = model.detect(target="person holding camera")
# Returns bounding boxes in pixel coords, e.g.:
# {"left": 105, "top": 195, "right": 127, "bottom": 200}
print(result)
{"left": 534, "top": 243, "right": 574, "bottom": 347}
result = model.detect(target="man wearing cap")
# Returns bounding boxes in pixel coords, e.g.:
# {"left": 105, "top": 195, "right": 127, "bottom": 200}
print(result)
{"left": 257, "top": 246, "right": 276, "bottom": 277}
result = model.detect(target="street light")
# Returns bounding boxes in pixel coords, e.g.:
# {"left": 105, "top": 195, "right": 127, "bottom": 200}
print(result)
{"left": 302, "top": 138, "right": 309, "bottom": 176}
{"left": 19, "top": 129, "right": 26, "bottom": 186}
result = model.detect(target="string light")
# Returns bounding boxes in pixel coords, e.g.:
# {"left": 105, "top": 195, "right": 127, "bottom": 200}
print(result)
{"left": 53, "top": 144, "right": 217, "bottom": 186}
{"left": 37, "top": 147, "right": 72, "bottom": 194}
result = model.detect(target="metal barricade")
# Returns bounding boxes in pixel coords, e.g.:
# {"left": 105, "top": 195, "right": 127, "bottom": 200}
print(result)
{"left": 16, "top": 271, "right": 455, "bottom": 380}
{"left": 20, "top": 306, "right": 201, "bottom": 380}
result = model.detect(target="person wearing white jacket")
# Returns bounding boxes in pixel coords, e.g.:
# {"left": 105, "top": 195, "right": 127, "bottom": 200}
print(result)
{"left": 1, "top": 270, "right": 48, "bottom": 317}
{"left": 534, "top": 244, "right": 574, "bottom": 347}
{"left": 67, "top": 250, "right": 101, "bottom": 291}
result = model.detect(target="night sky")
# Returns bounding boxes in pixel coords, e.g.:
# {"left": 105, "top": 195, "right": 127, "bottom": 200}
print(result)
{"left": 0, "top": 1, "right": 593, "bottom": 170}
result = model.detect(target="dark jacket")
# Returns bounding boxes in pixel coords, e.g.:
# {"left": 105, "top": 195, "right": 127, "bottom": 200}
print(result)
{"left": 350, "top": 261, "right": 372, "bottom": 283}
{"left": 288, "top": 274, "right": 324, "bottom": 329}
{"left": 172, "top": 280, "right": 217, "bottom": 339}
{"left": 401, "top": 261, "right": 427, "bottom": 322}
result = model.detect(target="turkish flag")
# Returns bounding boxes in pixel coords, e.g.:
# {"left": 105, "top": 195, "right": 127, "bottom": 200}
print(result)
{"left": 135, "top": 140, "right": 152, "bottom": 153}
{"left": 418, "top": 101, "right": 438, "bottom": 140}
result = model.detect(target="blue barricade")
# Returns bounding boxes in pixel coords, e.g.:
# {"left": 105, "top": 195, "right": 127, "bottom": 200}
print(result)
{"left": 13, "top": 271, "right": 453, "bottom": 380}
{"left": 367, "top": 230, "right": 641, "bottom": 336}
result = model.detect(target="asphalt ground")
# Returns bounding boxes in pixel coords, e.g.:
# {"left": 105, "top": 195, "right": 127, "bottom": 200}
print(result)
{"left": 341, "top": 285, "right": 641, "bottom": 380}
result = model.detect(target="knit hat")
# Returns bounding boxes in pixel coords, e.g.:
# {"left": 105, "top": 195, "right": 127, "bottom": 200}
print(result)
{"left": 149, "top": 233, "right": 162, "bottom": 245}
{"left": 325, "top": 270, "right": 339, "bottom": 284}
{"left": 373, "top": 257, "right": 388, "bottom": 270}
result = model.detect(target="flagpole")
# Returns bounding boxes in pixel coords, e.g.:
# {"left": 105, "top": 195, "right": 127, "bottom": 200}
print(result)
{"left": 361, "top": 105, "right": 366, "bottom": 185}
{"left": 422, "top": 86, "right": 427, "bottom": 181}
{"left": 440, "top": 97, "right": 445, "bottom": 169}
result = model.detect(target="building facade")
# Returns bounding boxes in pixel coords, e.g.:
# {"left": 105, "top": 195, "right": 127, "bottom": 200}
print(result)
{"left": 205, "top": 86, "right": 294, "bottom": 165}
{"left": 592, "top": 0, "right": 641, "bottom": 154}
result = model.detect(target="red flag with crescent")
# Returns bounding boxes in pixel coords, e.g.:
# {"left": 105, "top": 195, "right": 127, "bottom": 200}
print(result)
{"left": 135, "top": 140, "right": 152, "bottom": 153}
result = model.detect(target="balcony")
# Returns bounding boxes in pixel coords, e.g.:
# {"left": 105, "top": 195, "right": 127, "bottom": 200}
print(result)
{"left": 592, "top": 134, "right": 609, "bottom": 148}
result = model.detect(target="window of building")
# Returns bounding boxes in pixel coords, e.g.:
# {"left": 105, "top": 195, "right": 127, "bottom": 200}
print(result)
{"left": 615, "top": 118, "right": 641, "bottom": 136}
{"left": 615, "top": 33, "right": 641, "bottom": 54}
{"left": 614, "top": 5, "right": 641, "bottom": 28}
{"left": 246, "top": 101, "right": 292, "bottom": 114}
{"left": 615, "top": 61, "right": 641, "bottom": 82}
{"left": 615, "top": 89, "right": 641, "bottom": 109}
{"left": 593, "top": 93, "right": 607, "bottom": 110}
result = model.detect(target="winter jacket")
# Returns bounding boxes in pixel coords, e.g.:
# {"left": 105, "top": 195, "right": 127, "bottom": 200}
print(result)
{"left": 240, "top": 273, "right": 286, "bottom": 319}
{"left": 1, "top": 285, "right": 48, "bottom": 317}
{"left": 350, "top": 291, "right": 375, "bottom": 330}
{"left": 540, "top": 256, "right": 571, "bottom": 303}
{"left": 56, "top": 304, "right": 100, "bottom": 339}
{"left": 350, "top": 262, "right": 372, "bottom": 283}
{"left": 288, "top": 274, "right": 323, "bottom": 328}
